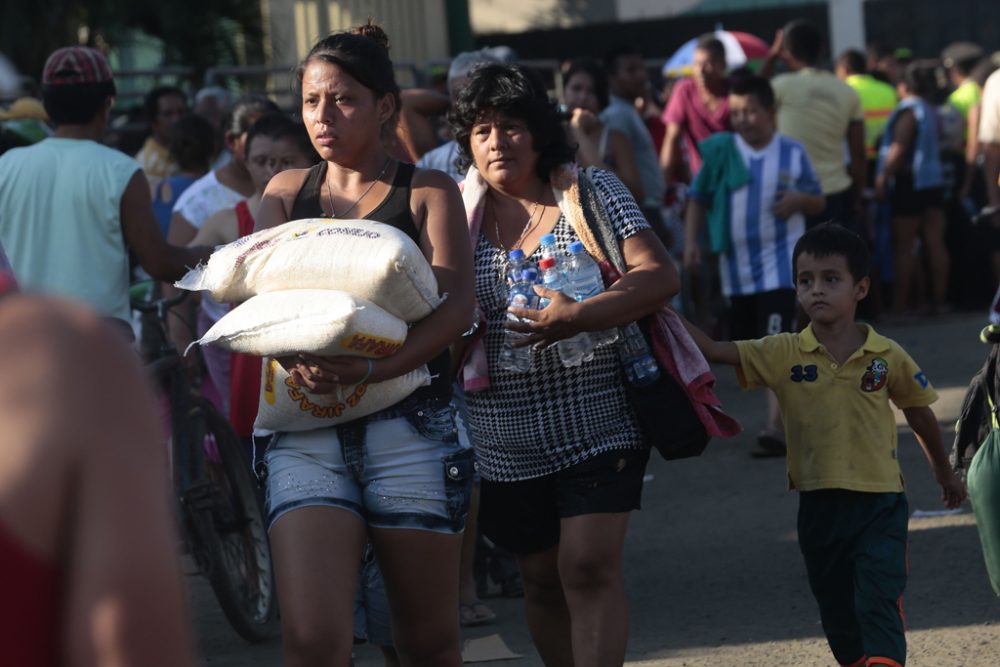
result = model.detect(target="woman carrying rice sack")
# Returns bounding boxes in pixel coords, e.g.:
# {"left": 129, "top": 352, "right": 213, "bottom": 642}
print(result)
{"left": 450, "top": 63, "right": 679, "bottom": 666}
{"left": 252, "top": 22, "right": 474, "bottom": 666}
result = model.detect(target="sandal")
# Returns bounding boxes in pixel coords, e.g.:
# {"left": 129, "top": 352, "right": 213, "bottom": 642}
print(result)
{"left": 459, "top": 601, "right": 497, "bottom": 627}
{"left": 752, "top": 433, "right": 787, "bottom": 458}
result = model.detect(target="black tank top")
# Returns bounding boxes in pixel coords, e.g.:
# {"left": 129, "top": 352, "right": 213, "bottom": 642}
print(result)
{"left": 289, "top": 161, "right": 450, "bottom": 402}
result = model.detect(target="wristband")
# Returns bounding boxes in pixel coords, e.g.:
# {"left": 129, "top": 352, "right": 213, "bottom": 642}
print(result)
{"left": 358, "top": 358, "right": 374, "bottom": 386}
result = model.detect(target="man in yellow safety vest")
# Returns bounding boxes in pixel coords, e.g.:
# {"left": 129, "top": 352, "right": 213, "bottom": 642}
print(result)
{"left": 836, "top": 48, "right": 897, "bottom": 178}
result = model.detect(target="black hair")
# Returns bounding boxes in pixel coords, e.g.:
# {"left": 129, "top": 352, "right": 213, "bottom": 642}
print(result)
{"left": 603, "top": 46, "right": 642, "bottom": 76}
{"left": 143, "top": 85, "right": 187, "bottom": 122}
{"left": 949, "top": 56, "right": 981, "bottom": 77}
{"left": 793, "top": 223, "right": 870, "bottom": 282}
{"left": 295, "top": 20, "right": 401, "bottom": 131}
{"left": 224, "top": 94, "right": 281, "bottom": 137}
{"left": 837, "top": 49, "right": 866, "bottom": 75}
{"left": 563, "top": 58, "right": 610, "bottom": 110}
{"left": 244, "top": 112, "right": 318, "bottom": 163}
{"left": 167, "top": 113, "right": 216, "bottom": 173}
{"left": 901, "top": 61, "right": 940, "bottom": 100}
{"left": 727, "top": 66, "right": 755, "bottom": 84}
{"left": 449, "top": 63, "right": 576, "bottom": 183}
{"left": 957, "top": 59, "right": 981, "bottom": 77}
{"left": 41, "top": 81, "right": 115, "bottom": 126}
{"left": 783, "top": 19, "right": 823, "bottom": 66}
{"left": 729, "top": 74, "right": 775, "bottom": 110}
{"left": 972, "top": 59, "right": 999, "bottom": 88}
{"left": 695, "top": 35, "right": 727, "bottom": 64}
{"left": 867, "top": 42, "right": 893, "bottom": 62}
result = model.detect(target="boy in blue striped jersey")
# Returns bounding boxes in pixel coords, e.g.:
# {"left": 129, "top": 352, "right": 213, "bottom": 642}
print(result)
{"left": 684, "top": 74, "right": 825, "bottom": 457}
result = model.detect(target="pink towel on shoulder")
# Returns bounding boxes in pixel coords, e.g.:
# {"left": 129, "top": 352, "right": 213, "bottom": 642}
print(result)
{"left": 458, "top": 170, "right": 492, "bottom": 392}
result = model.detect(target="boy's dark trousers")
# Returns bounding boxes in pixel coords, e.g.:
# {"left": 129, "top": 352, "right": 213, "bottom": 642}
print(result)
{"left": 798, "top": 490, "right": 909, "bottom": 666}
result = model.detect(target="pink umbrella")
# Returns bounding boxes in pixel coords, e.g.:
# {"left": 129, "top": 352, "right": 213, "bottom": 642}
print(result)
{"left": 662, "top": 29, "right": 770, "bottom": 77}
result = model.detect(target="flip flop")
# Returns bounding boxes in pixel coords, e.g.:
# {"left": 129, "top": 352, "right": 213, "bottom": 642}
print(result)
{"left": 752, "top": 434, "right": 787, "bottom": 458}
{"left": 459, "top": 601, "right": 497, "bottom": 627}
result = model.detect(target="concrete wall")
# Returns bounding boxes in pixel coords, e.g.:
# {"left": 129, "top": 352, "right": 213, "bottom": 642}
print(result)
{"left": 263, "top": 0, "right": 450, "bottom": 69}
{"left": 468, "top": 0, "right": 616, "bottom": 33}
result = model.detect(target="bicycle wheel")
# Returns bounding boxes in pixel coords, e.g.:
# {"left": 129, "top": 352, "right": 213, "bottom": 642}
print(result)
{"left": 186, "top": 397, "right": 278, "bottom": 642}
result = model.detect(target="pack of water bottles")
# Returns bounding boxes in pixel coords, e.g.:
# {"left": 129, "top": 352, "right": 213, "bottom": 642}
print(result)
{"left": 498, "top": 234, "right": 660, "bottom": 386}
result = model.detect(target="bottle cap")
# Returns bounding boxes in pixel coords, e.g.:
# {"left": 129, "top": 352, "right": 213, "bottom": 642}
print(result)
{"left": 539, "top": 257, "right": 556, "bottom": 270}
{"left": 540, "top": 233, "right": 556, "bottom": 245}
{"left": 508, "top": 248, "right": 525, "bottom": 261}
{"left": 520, "top": 268, "right": 538, "bottom": 282}
{"left": 568, "top": 241, "right": 585, "bottom": 253}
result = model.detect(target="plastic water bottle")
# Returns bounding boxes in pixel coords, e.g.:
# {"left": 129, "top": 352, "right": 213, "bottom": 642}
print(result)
{"left": 538, "top": 257, "right": 595, "bottom": 367}
{"left": 539, "top": 233, "right": 563, "bottom": 267}
{"left": 499, "top": 268, "right": 540, "bottom": 372}
{"left": 619, "top": 322, "right": 660, "bottom": 386}
{"left": 499, "top": 248, "right": 531, "bottom": 301}
{"left": 564, "top": 241, "right": 619, "bottom": 347}
{"left": 506, "top": 248, "right": 530, "bottom": 291}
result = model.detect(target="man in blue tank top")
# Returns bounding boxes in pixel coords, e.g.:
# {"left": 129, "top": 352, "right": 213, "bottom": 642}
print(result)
{"left": 0, "top": 46, "right": 210, "bottom": 330}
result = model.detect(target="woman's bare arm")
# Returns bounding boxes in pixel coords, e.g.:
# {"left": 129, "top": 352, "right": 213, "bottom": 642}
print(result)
{"left": 189, "top": 208, "right": 239, "bottom": 247}
{"left": 0, "top": 296, "right": 195, "bottom": 667}
{"left": 360, "top": 168, "right": 475, "bottom": 382}
{"left": 254, "top": 168, "right": 311, "bottom": 232}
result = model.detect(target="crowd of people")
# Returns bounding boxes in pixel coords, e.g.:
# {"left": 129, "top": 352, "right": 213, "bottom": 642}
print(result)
{"left": 0, "top": 14, "right": 997, "bottom": 667}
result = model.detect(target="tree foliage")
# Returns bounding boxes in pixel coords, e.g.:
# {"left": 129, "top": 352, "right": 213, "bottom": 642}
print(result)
{"left": 0, "top": 0, "right": 263, "bottom": 84}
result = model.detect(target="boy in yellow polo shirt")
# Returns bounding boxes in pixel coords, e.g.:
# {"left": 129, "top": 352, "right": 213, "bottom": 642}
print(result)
{"left": 684, "top": 222, "right": 966, "bottom": 667}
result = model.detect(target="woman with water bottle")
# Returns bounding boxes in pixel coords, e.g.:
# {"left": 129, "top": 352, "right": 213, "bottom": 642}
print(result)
{"left": 449, "top": 62, "right": 679, "bottom": 666}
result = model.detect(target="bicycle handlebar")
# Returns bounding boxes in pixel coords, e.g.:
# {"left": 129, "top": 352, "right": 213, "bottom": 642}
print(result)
{"left": 973, "top": 206, "right": 1000, "bottom": 225}
{"left": 131, "top": 290, "right": 188, "bottom": 315}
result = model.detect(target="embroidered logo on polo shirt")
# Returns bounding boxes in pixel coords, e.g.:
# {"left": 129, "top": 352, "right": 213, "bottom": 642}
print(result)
{"left": 914, "top": 371, "right": 929, "bottom": 388}
{"left": 790, "top": 364, "right": 818, "bottom": 382}
{"left": 860, "top": 357, "right": 889, "bottom": 392}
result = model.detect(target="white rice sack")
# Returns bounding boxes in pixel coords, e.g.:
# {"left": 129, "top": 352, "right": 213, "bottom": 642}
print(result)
{"left": 195, "top": 289, "right": 407, "bottom": 357}
{"left": 176, "top": 218, "right": 442, "bottom": 322}
{"left": 254, "top": 358, "right": 431, "bottom": 435}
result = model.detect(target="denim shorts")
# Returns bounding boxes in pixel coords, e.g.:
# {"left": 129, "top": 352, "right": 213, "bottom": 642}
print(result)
{"left": 264, "top": 398, "right": 474, "bottom": 533}
{"left": 450, "top": 384, "right": 481, "bottom": 484}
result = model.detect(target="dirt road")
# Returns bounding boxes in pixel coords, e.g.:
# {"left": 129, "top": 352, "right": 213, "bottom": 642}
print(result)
{"left": 191, "top": 313, "right": 1000, "bottom": 666}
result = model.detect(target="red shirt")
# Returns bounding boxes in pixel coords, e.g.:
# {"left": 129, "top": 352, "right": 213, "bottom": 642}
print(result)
{"left": 0, "top": 522, "right": 58, "bottom": 666}
{"left": 1, "top": 265, "right": 58, "bottom": 667}
{"left": 228, "top": 201, "right": 262, "bottom": 438}
{"left": 662, "top": 77, "right": 732, "bottom": 177}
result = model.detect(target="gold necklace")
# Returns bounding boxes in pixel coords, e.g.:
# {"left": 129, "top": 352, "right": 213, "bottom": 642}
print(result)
{"left": 492, "top": 192, "right": 544, "bottom": 252}
{"left": 325, "top": 156, "right": 392, "bottom": 219}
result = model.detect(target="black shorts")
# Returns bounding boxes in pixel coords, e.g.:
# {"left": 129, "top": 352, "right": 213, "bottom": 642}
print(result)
{"left": 889, "top": 171, "right": 944, "bottom": 217}
{"left": 478, "top": 447, "right": 650, "bottom": 556}
{"left": 729, "top": 288, "right": 797, "bottom": 340}
{"left": 806, "top": 187, "right": 854, "bottom": 229}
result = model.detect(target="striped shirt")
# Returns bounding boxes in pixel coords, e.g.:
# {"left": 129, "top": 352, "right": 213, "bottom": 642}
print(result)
{"left": 693, "top": 133, "right": 821, "bottom": 297}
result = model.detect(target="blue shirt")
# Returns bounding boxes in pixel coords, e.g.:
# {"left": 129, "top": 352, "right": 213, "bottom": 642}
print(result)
{"left": 0, "top": 137, "right": 139, "bottom": 321}
{"left": 691, "top": 133, "right": 821, "bottom": 297}
{"left": 878, "top": 96, "right": 944, "bottom": 191}
{"left": 600, "top": 95, "right": 665, "bottom": 209}
{"left": 152, "top": 174, "right": 199, "bottom": 236}
{"left": 416, "top": 141, "right": 464, "bottom": 182}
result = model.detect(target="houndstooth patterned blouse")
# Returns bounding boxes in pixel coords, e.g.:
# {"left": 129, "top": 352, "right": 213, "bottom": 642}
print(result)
{"left": 464, "top": 169, "right": 649, "bottom": 482}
